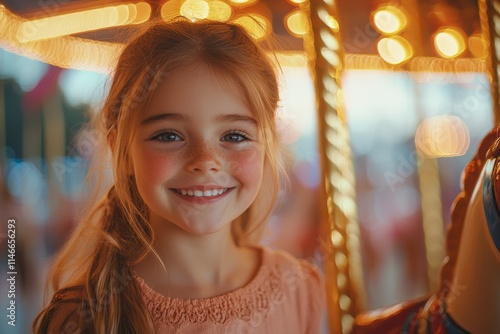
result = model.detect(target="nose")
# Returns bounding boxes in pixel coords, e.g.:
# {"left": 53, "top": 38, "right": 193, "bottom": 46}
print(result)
{"left": 185, "top": 142, "right": 221, "bottom": 173}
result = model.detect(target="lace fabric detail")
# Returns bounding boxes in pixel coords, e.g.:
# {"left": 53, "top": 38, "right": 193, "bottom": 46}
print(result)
{"left": 135, "top": 249, "right": 285, "bottom": 330}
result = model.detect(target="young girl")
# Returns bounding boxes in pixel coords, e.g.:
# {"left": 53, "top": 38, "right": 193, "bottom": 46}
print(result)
{"left": 33, "top": 19, "right": 325, "bottom": 333}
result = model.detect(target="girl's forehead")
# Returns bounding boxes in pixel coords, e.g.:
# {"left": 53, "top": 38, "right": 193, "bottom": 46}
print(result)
{"left": 141, "top": 62, "right": 254, "bottom": 118}
{"left": 153, "top": 62, "right": 250, "bottom": 106}
{"left": 163, "top": 62, "right": 242, "bottom": 92}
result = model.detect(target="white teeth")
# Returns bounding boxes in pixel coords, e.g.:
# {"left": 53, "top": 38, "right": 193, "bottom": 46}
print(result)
{"left": 176, "top": 188, "right": 227, "bottom": 197}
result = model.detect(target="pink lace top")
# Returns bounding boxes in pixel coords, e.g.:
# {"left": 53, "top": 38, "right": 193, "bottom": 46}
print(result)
{"left": 135, "top": 247, "right": 325, "bottom": 333}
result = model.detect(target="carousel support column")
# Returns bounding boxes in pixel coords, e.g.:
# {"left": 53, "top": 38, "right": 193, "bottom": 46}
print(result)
{"left": 478, "top": 0, "right": 500, "bottom": 124}
{"left": 305, "top": 1, "right": 366, "bottom": 333}
{"left": 416, "top": 154, "right": 446, "bottom": 291}
{"left": 410, "top": 76, "right": 446, "bottom": 292}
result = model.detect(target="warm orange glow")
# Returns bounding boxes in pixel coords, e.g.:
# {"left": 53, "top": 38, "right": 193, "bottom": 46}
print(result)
{"left": 229, "top": 0, "right": 259, "bottom": 6}
{"left": 207, "top": 0, "right": 232, "bottom": 21}
{"left": 287, "top": 0, "right": 307, "bottom": 4}
{"left": 415, "top": 115, "right": 470, "bottom": 158}
{"left": 234, "top": 14, "right": 270, "bottom": 40}
{"left": 16, "top": 3, "right": 150, "bottom": 42}
{"left": 180, "top": 0, "right": 209, "bottom": 21}
{"left": 1, "top": 6, "right": 121, "bottom": 72}
{"left": 285, "top": 10, "right": 310, "bottom": 37}
{"left": 433, "top": 28, "right": 466, "bottom": 58}
{"left": 468, "top": 33, "right": 485, "bottom": 58}
{"left": 134, "top": 2, "right": 152, "bottom": 24}
{"left": 372, "top": 5, "right": 407, "bottom": 35}
{"left": 0, "top": 5, "right": 308, "bottom": 72}
{"left": 377, "top": 36, "right": 413, "bottom": 64}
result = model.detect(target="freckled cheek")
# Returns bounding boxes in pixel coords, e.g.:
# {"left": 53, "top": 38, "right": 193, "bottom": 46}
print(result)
{"left": 133, "top": 150, "right": 180, "bottom": 185}
{"left": 226, "top": 149, "right": 265, "bottom": 185}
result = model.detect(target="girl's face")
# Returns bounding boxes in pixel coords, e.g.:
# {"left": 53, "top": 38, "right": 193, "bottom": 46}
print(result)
{"left": 129, "top": 63, "right": 265, "bottom": 236}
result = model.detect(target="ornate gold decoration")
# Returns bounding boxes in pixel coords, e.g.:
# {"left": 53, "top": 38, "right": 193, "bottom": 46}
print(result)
{"left": 305, "top": 1, "right": 366, "bottom": 333}
{"left": 478, "top": 0, "right": 500, "bottom": 124}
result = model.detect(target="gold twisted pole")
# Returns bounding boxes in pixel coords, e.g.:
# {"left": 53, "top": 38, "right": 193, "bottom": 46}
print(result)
{"left": 305, "top": 1, "right": 366, "bottom": 333}
{"left": 478, "top": 0, "right": 500, "bottom": 124}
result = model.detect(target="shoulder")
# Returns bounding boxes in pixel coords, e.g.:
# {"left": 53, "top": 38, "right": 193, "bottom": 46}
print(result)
{"left": 261, "top": 247, "right": 326, "bottom": 332}
{"left": 33, "top": 286, "right": 94, "bottom": 334}
{"left": 262, "top": 246, "right": 324, "bottom": 288}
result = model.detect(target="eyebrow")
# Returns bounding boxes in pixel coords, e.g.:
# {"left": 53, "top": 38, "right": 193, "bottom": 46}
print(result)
{"left": 141, "top": 113, "right": 257, "bottom": 126}
{"left": 215, "top": 114, "right": 258, "bottom": 126}
{"left": 141, "top": 113, "right": 185, "bottom": 126}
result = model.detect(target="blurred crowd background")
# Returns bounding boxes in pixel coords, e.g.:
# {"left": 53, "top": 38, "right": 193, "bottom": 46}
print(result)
{"left": 0, "top": 0, "right": 495, "bottom": 332}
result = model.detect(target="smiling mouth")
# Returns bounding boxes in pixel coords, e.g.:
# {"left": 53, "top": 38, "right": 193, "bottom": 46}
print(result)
{"left": 173, "top": 188, "right": 229, "bottom": 197}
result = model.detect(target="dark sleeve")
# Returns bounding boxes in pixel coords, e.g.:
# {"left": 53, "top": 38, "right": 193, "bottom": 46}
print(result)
{"left": 34, "top": 287, "right": 95, "bottom": 334}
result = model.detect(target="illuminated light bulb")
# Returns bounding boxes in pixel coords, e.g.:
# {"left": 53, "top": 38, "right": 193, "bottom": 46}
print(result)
{"left": 433, "top": 28, "right": 466, "bottom": 58}
{"left": 288, "top": 0, "right": 307, "bottom": 4}
{"left": 468, "top": 33, "right": 485, "bottom": 58}
{"left": 207, "top": 1, "right": 232, "bottom": 22}
{"left": 377, "top": 36, "right": 412, "bottom": 64}
{"left": 234, "top": 14, "right": 270, "bottom": 40}
{"left": 415, "top": 115, "right": 470, "bottom": 158}
{"left": 372, "top": 5, "right": 407, "bottom": 35}
{"left": 180, "top": 0, "right": 209, "bottom": 21}
{"left": 285, "top": 10, "right": 310, "bottom": 37}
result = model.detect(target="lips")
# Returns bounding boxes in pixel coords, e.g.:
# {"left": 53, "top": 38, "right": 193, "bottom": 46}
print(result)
{"left": 173, "top": 188, "right": 229, "bottom": 197}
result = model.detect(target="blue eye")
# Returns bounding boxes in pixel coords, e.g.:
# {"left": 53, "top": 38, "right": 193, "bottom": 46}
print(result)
{"left": 151, "top": 131, "right": 182, "bottom": 142}
{"left": 222, "top": 132, "right": 249, "bottom": 142}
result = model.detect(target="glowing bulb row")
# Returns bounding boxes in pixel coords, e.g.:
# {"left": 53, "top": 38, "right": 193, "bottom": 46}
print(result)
{"left": 372, "top": 4, "right": 483, "bottom": 63}
{"left": 17, "top": 2, "right": 151, "bottom": 42}
{"left": 161, "top": 0, "right": 270, "bottom": 40}
{"left": 371, "top": 5, "right": 412, "bottom": 65}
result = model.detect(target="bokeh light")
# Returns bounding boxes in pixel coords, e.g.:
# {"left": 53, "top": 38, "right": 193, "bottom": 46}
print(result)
{"left": 285, "top": 10, "right": 310, "bottom": 37}
{"left": 415, "top": 115, "right": 470, "bottom": 158}
{"left": 468, "top": 33, "right": 485, "bottom": 58}
{"left": 207, "top": 1, "right": 232, "bottom": 21}
{"left": 229, "top": 0, "right": 259, "bottom": 6}
{"left": 16, "top": 3, "right": 150, "bottom": 42}
{"left": 180, "top": 0, "right": 209, "bottom": 21}
{"left": 433, "top": 28, "right": 466, "bottom": 58}
{"left": 377, "top": 36, "right": 413, "bottom": 64}
{"left": 234, "top": 14, "right": 270, "bottom": 40}
{"left": 372, "top": 5, "right": 407, "bottom": 35}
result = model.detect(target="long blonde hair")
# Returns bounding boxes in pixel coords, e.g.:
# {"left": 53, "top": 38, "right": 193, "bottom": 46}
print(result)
{"left": 33, "top": 19, "right": 283, "bottom": 333}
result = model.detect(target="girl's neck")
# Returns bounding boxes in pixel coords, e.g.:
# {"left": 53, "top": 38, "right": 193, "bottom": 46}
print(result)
{"left": 134, "top": 222, "right": 261, "bottom": 299}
